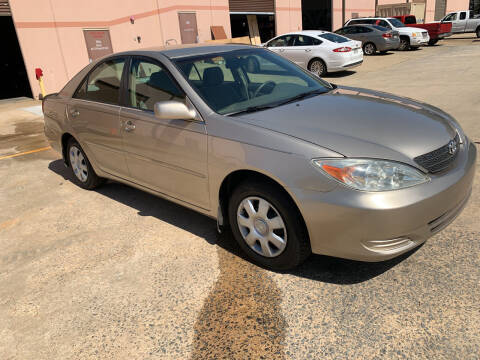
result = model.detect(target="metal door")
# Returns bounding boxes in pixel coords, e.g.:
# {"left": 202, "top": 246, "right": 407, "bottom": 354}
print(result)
{"left": 434, "top": 0, "right": 447, "bottom": 21}
{"left": 178, "top": 12, "right": 198, "bottom": 44}
{"left": 83, "top": 29, "right": 113, "bottom": 63}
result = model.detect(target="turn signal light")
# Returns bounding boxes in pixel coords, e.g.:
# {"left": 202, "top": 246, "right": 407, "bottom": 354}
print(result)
{"left": 333, "top": 47, "right": 352, "bottom": 52}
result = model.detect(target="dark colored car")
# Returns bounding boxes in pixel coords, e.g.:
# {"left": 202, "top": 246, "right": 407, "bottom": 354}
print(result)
{"left": 335, "top": 24, "right": 400, "bottom": 55}
{"left": 393, "top": 15, "right": 452, "bottom": 45}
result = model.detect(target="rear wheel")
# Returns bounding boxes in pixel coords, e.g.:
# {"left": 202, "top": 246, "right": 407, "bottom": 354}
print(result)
{"left": 476, "top": 27, "right": 480, "bottom": 38}
{"left": 228, "top": 181, "right": 311, "bottom": 270}
{"left": 67, "top": 138, "right": 104, "bottom": 190}
{"left": 363, "top": 42, "right": 376, "bottom": 55}
{"left": 308, "top": 58, "right": 327, "bottom": 77}
{"left": 399, "top": 36, "right": 410, "bottom": 51}
{"left": 428, "top": 39, "right": 438, "bottom": 46}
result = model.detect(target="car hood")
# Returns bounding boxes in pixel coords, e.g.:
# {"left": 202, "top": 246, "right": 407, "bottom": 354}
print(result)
{"left": 398, "top": 26, "right": 428, "bottom": 33}
{"left": 236, "top": 86, "right": 457, "bottom": 167}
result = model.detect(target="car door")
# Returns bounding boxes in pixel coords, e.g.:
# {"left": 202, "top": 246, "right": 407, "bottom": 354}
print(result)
{"left": 284, "top": 35, "right": 322, "bottom": 68}
{"left": 68, "top": 57, "right": 130, "bottom": 178}
{"left": 265, "top": 35, "right": 293, "bottom": 59}
{"left": 454, "top": 11, "right": 468, "bottom": 32}
{"left": 444, "top": 13, "right": 459, "bottom": 32}
{"left": 119, "top": 56, "right": 210, "bottom": 209}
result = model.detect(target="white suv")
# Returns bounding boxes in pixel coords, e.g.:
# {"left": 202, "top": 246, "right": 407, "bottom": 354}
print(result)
{"left": 345, "top": 17, "right": 429, "bottom": 50}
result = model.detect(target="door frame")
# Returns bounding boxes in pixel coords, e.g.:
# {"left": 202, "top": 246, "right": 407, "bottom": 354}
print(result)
{"left": 178, "top": 11, "right": 199, "bottom": 44}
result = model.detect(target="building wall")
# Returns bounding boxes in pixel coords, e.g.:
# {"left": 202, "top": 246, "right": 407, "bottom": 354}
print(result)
{"left": 275, "top": 0, "right": 303, "bottom": 34}
{"left": 10, "top": 0, "right": 231, "bottom": 96}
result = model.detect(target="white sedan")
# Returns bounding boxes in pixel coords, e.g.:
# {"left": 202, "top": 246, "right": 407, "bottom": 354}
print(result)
{"left": 264, "top": 31, "right": 363, "bottom": 76}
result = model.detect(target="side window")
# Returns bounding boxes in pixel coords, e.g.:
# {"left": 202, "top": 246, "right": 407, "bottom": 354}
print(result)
{"left": 378, "top": 20, "right": 392, "bottom": 29}
{"left": 293, "top": 35, "right": 316, "bottom": 46}
{"left": 356, "top": 26, "right": 366, "bottom": 33}
{"left": 336, "top": 28, "right": 345, "bottom": 35}
{"left": 460, "top": 12, "right": 466, "bottom": 20}
{"left": 343, "top": 27, "right": 357, "bottom": 34}
{"left": 128, "top": 58, "right": 185, "bottom": 111}
{"left": 362, "top": 26, "right": 374, "bottom": 33}
{"left": 268, "top": 36, "right": 289, "bottom": 47}
{"left": 74, "top": 58, "right": 125, "bottom": 105}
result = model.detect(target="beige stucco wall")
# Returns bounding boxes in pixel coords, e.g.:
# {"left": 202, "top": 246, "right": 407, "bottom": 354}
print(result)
{"left": 275, "top": 0, "right": 303, "bottom": 34}
{"left": 10, "top": 0, "right": 471, "bottom": 97}
{"left": 10, "top": 0, "right": 231, "bottom": 96}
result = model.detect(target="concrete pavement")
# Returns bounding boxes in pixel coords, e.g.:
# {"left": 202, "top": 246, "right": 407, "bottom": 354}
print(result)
{"left": 0, "top": 35, "right": 479, "bottom": 359}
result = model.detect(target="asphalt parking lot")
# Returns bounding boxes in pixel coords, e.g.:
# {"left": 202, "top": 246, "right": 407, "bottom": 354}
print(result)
{"left": 1, "top": 34, "right": 479, "bottom": 359}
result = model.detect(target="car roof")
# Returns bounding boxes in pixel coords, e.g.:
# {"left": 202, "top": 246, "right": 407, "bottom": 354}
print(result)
{"left": 279, "top": 30, "right": 330, "bottom": 36}
{"left": 114, "top": 43, "right": 255, "bottom": 59}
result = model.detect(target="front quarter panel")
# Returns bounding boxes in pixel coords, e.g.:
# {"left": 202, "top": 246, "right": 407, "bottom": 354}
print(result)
{"left": 206, "top": 113, "right": 343, "bottom": 217}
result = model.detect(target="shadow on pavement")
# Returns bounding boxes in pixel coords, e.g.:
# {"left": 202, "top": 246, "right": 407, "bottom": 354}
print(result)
{"left": 48, "top": 158, "right": 415, "bottom": 285}
{"left": 322, "top": 70, "right": 356, "bottom": 78}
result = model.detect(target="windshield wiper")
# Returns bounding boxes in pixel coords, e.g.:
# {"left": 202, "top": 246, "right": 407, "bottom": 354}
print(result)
{"left": 226, "top": 104, "right": 277, "bottom": 116}
{"left": 276, "top": 89, "right": 327, "bottom": 106}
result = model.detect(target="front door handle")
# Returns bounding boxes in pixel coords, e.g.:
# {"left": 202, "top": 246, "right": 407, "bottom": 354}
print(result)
{"left": 124, "top": 120, "right": 136, "bottom": 132}
{"left": 279, "top": 49, "right": 285, "bottom": 52}
{"left": 305, "top": 49, "right": 311, "bottom": 52}
{"left": 70, "top": 109, "right": 80, "bottom": 118}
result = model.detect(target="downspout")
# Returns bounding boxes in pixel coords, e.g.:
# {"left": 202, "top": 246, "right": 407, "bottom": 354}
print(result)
{"left": 342, "top": 0, "right": 345, "bottom": 25}
{"left": 375, "top": 0, "right": 378, "bottom": 16}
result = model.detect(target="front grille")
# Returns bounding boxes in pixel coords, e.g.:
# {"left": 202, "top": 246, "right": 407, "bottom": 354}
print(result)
{"left": 414, "top": 133, "right": 460, "bottom": 173}
{"left": 422, "top": 32, "right": 428, "bottom": 38}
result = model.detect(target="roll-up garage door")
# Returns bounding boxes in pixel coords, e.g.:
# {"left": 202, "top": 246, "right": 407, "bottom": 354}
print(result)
{"left": 229, "top": 0, "right": 274, "bottom": 13}
{"left": 0, "top": 1, "right": 11, "bottom": 16}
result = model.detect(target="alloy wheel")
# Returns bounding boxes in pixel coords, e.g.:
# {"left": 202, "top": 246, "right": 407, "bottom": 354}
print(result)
{"left": 236, "top": 197, "right": 287, "bottom": 258}
{"left": 309, "top": 60, "right": 325, "bottom": 76}
{"left": 364, "top": 43, "right": 375, "bottom": 55}
{"left": 69, "top": 145, "right": 88, "bottom": 182}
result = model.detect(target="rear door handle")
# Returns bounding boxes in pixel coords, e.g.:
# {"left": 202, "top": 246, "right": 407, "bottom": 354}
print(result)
{"left": 279, "top": 49, "right": 285, "bottom": 52}
{"left": 305, "top": 49, "right": 311, "bottom": 52}
{"left": 124, "top": 120, "right": 136, "bottom": 132}
{"left": 70, "top": 109, "right": 80, "bottom": 118}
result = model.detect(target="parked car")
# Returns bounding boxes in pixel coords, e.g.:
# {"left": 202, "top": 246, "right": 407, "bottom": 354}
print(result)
{"left": 437, "top": 10, "right": 480, "bottom": 38}
{"left": 345, "top": 17, "right": 430, "bottom": 50}
{"left": 393, "top": 15, "right": 452, "bottom": 45}
{"left": 263, "top": 31, "right": 363, "bottom": 77}
{"left": 43, "top": 44, "right": 476, "bottom": 270}
{"left": 334, "top": 24, "right": 400, "bottom": 55}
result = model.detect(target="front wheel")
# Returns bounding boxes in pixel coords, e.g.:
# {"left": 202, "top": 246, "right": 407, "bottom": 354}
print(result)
{"left": 398, "top": 37, "right": 410, "bottom": 51}
{"left": 67, "top": 138, "right": 104, "bottom": 190}
{"left": 228, "top": 181, "right": 311, "bottom": 271}
{"left": 363, "top": 42, "right": 376, "bottom": 55}
{"left": 308, "top": 58, "right": 327, "bottom": 77}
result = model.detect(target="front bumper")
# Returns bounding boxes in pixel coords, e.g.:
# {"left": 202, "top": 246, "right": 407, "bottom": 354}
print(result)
{"left": 411, "top": 36, "right": 430, "bottom": 46}
{"left": 294, "top": 140, "right": 476, "bottom": 261}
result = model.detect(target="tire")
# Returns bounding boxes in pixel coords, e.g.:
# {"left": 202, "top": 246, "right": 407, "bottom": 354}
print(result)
{"left": 228, "top": 180, "right": 311, "bottom": 271}
{"left": 428, "top": 39, "right": 438, "bottom": 46}
{"left": 476, "top": 27, "right": 480, "bottom": 38}
{"left": 399, "top": 36, "right": 410, "bottom": 51}
{"left": 67, "top": 138, "right": 104, "bottom": 190}
{"left": 308, "top": 58, "right": 327, "bottom": 77}
{"left": 363, "top": 42, "right": 376, "bottom": 55}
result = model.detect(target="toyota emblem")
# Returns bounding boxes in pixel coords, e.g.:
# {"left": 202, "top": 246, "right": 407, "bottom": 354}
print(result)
{"left": 448, "top": 140, "right": 457, "bottom": 155}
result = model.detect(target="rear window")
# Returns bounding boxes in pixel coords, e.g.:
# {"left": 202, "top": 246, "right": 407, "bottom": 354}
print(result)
{"left": 404, "top": 16, "right": 416, "bottom": 24}
{"left": 318, "top": 33, "right": 349, "bottom": 43}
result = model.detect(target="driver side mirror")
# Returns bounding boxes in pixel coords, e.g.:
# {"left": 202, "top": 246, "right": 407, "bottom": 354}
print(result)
{"left": 154, "top": 101, "right": 197, "bottom": 121}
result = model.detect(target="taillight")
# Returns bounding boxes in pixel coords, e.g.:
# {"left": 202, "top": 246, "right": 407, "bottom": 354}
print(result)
{"left": 382, "top": 32, "right": 393, "bottom": 38}
{"left": 333, "top": 47, "right": 352, "bottom": 52}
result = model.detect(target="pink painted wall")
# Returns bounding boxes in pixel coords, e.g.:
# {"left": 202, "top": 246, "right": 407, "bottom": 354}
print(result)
{"left": 275, "top": 0, "right": 303, "bottom": 34}
{"left": 10, "top": 0, "right": 231, "bottom": 96}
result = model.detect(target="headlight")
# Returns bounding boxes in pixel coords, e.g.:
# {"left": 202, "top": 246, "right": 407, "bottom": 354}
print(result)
{"left": 312, "top": 159, "right": 429, "bottom": 191}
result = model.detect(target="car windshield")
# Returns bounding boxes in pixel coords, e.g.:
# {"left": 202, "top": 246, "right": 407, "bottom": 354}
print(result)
{"left": 318, "top": 33, "right": 350, "bottom": 43}
{"left": 174, "top": 48, "right": 332, "bottom": 115}
{"left": 388, "top": 18, "right": 405, "bottom": 27}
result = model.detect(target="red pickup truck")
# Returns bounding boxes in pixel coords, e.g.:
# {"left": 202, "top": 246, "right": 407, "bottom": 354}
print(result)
{"left": 393, "top": 15, "right": 452, "bottom": 45}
